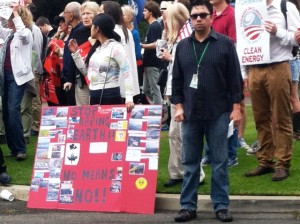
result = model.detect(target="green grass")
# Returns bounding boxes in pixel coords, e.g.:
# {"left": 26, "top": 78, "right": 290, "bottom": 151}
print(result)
{"left": 3, "top": 106, "right": 300, "bottom": 195}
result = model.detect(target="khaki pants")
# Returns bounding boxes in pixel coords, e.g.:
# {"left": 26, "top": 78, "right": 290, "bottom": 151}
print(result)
{"left": 248, "top": 61, "right": 293, "bottom": 170}
{"left": 168, "top": 103, "right": 184, "bottom": 179}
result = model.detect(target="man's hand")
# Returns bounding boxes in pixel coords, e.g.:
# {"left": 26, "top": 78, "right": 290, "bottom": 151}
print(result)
{"left": 230, "top": 103, "right": 242, "bottom": 127}
{"left": 63, "top": 82, "right": 72, "bottom": 91}
{"left": 174, "top": 104, "right": 184, "bottom": 122}
{"left": 264, "top": 21, "right": 277, "bottom": 36}
{"left": 68, "top": 39, "right": 78, "bottom": 54}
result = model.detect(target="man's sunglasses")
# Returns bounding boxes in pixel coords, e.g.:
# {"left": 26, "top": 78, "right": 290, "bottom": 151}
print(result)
{"left": 190, "top": 13, "right": 210, "bottom": 20}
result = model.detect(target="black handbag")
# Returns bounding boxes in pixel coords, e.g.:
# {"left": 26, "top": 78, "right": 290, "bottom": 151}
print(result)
{"left": 157, "top": 68, "right": 168, "bottom": 87}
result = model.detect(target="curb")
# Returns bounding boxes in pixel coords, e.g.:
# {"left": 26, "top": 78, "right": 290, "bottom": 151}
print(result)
{"left": 2, "top": 185, "right": 300, "bottom": 213}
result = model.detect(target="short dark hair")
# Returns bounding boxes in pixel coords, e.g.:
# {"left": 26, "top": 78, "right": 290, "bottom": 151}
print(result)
{"left": 190, "top": 0, "right": 213, "bottom": 14}
{"left": 35, "top": 16, "right": 50, "bottom": 26}
{"left": 144, "top": 1, "right": 161, "bottom": 19}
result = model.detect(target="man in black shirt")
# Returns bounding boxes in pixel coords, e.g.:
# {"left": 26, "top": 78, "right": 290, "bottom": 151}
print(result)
{"left": 62, "top": 2, "right": 90, "bottom": 106}
{"left": 172, "top": 0, "right": 243, "bottom": 222}
{"left": 141, "top": 1, "right": 163, "bottom": 105}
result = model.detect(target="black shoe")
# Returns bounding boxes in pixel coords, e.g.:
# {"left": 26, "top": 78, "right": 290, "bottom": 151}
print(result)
{"left": 199, "top": 180, "right": 205, "bottom": 186}
{"left": 175, "top": 209, "right": 197, "bottom": 222}
{"left": 0, "top": 172, "right": 12, "bottom": 185}
{"left": 215, "top": 209, "right": 233, "bottom": 222}
{"left": 164, "top": 179, "right": 183, "bottom": 187}
{"left": 16, "top": 152, "right": 26, "bottom": 161}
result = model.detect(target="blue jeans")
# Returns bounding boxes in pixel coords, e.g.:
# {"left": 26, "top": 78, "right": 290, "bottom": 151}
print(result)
{"left": 204, "top": 128, "right": 238, "bottom": 161}
{"left": 3, "top": 70, "right": 26, "bottom": 155}
{"left": 180, "top": 112, "right": 230, "bottom": 212}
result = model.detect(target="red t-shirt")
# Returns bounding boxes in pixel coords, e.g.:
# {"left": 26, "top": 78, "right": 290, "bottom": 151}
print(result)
{"left": 212, "top": 5, "right": 236, "bottom": 43}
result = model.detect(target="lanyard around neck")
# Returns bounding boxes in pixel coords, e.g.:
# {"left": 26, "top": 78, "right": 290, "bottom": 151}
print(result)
{"left": 192, "top": 40, "right": 210, "bottom": 70}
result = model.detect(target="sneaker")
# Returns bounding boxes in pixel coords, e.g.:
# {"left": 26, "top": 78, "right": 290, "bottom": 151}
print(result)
{"left": 228, "top": 158, "right": 238, "bottom": 168}
{"left": 0, "top": 172, "right": 12, "bottom": 185}
{"left": 247, "top": 140, "right": 260, "bottom": 155}
{"left": 16, "top": 152, "right": 26, "bottom": 161}
{"left": 239, "top": 137, "right": 252, "bottom": 151}
{"left": 201, "top": 157, "right": 211, "bottom": 166}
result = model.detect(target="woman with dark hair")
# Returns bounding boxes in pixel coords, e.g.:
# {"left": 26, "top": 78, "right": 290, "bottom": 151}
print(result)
{"left": 99, "top": 1, "right": 140, "bottom": 101}
{"left": 69, "top": 13, "right": 134, "bottom": 111}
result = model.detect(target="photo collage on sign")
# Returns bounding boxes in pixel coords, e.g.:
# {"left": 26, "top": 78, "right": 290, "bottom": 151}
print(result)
{"left": 30, "top": 105, "right": 162, "bottom": 200}
{"left": 31, "top": 107, "right": 71, "bottom": 202}
{"left": 126, "top": 105, "right": 161, "bottom": 177}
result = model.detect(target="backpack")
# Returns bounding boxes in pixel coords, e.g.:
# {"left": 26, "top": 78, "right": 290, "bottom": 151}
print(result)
{"left": 280, "top": 0, "right": 299, "bottom": 57}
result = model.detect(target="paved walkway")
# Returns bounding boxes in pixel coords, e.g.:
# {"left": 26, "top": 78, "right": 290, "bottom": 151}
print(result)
{"left": 1, "top": 185, "right": 300, "bottom": 213}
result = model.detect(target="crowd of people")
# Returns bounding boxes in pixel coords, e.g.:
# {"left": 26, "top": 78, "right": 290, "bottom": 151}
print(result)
{"left": 0, "top": 0, "right": 300, "bottom": 222}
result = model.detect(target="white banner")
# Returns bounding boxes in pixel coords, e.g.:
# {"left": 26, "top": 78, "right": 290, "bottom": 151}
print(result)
{"left": 235, "top": 0, "right": 270, "bottom": 65}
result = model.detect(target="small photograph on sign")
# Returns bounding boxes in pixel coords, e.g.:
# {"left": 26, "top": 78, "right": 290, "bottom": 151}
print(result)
{"left": 46, "top": 189, "right": 59, "bottom": 201}
{"left": 48, "top": 180, "right": 60, "bottom": 189}
{"left": 129, "top": 162, "right": 145, "bottom": 175}
{"left": 69, "top": 117, "right": 80, "bottom": 123}
{"left": 111, "top": 107, "right": 127, "bottom": 119}
{"left": 148, "top": 106, "right": 162, "bottom": 117}
{"left": 30, "top": 179, "right": 39, "bottom": 192}
{"left": 43, "top": 108, "right": 55, "bottom": 116}
{"left": 147, "top": 117, "right": 161, "bottom": 129}
{"left": 56, "top": 107, "right": 68, "bottom": 117}
{"left": 116, "top": 167, "right": 123, "bottom": 180}
{"left": 49, "top": 158, "right": 63, "bottom": 169}
{"left": 115, "top": 131, "right": 126, "bottom": 142}
{"left": 49, "top": 168, "right": 61, "bottom": 178}
{"left": 110, "top": 179, "right": 121, "bottom": 193}
{"left": 111, "top": 152, "right": 123, "bottom": 161}
{"left": 128, "top": 136, "right": 141, "bottom": 147}
{"left": 36, "top": 148, "right": 49, "bottom": 159}
{"left": 128, "top": 119, "right": 143, "bottom": 131}
{"left": 146, "top": 129, "right": 160, "bottom": 140}
{"left": 56, "top": 119, "right": 68, "bottom": 128}
{"left": 131, "top": 107, "right": 145, "bottom": 119}
{"left": 60, "top": 195, "right": 73, "bottom": 204}
{"left": 67, "top": 129, "right": 75, "bottom": 140}
{"left": 58, "top": 134, "right": 66, "bottom": 143}
{"left": 39, "top": 129, "right": 50, "bottom": 137}
{"left": 117, "top": 120, "right": 128, "bottom": 129}
{"left": 34, "top": 159, "right": 50, "bottom": 170}
{"left": 41, "top": 117, "right": 56, "bottom": 128}
{"left": 34, "top": 171, "right": 45, "bottom": 179}
{"left": 145, "top": 140, "right": 159, "bottom": 153}
{"left": 49, "top": 129, "right": 63, "bottom": 138}
{"left": 40, "top": 180, "right": 49, "bottom": 189}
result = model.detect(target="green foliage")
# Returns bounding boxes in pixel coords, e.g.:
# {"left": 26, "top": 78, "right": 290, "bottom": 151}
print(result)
{"left": 3, "top": 106, "right": 300, "bottom": 195}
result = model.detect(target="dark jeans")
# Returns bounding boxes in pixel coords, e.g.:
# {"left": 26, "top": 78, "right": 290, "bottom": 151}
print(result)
{"left": 3, "top": 70, "right": 26, "bottom": 155}
{"left": 0, "top": 147, "right": 6, "bottom": 173}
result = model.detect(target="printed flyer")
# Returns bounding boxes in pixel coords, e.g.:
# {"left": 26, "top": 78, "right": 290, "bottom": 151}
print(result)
{"left": 27, "top": 105, "right": 162, "bottom": 214}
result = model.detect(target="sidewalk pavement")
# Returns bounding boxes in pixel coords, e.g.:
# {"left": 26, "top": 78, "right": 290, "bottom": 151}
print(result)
{"left": 1, "top": 185, "right": 300, "bottom": 213}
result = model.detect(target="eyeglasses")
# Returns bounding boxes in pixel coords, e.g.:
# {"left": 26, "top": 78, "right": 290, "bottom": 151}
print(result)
{"left": 63, "top": 11, "right": 72, "bottom": 15}
{"left": 190, "top": 13, "right": 210, "bottom": 20}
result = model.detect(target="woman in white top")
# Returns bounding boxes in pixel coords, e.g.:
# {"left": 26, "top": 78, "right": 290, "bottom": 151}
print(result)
{"left": 69, "top": 13, "right": 134, "bottom": 111}
{"left": 99, "top": 1, "right": 140, "bottom": 99}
